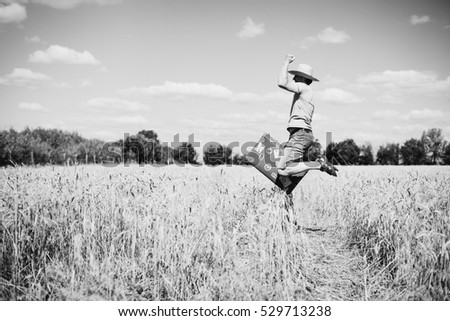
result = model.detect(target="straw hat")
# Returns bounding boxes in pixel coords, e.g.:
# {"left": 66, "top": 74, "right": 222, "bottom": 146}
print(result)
{"left": 288, "top": 63, "right": 319, "bottom": 82}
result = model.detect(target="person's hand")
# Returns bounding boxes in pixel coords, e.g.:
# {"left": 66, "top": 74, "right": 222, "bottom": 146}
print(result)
{"left": 285, "top": 54, "right": 295, "bottom": 64}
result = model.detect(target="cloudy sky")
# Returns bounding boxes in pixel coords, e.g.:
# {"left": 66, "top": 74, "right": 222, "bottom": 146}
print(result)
{"left": 1, "top": 0, "right": 449, "bottom": 154}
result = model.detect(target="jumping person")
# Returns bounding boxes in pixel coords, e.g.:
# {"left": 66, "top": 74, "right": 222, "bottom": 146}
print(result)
{"left": 276, "top": 54, "right": 338, "bottom": 177}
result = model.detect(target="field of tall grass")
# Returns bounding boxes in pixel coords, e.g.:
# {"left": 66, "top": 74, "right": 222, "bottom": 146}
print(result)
{"left": 1, "top": 164, "right": 449, "bottom": 300}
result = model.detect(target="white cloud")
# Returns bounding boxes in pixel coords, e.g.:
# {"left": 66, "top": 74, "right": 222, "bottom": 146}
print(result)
{"left": 377, "top": 94, "right": 403, "bottom": 104}
{"left": 301, "top": 27, "right": 351, "bottom": 49}
{"left": 393, "top": 124, "right": 429, "bottom": 136}
{"left": 79, "top": 79, "right": 93, "bottom": 87}
{"left": 357, "top": 70, "right": 450, "bottom": 96}
{"left": 85, "top": 97, "right": 150, "bottom": 112}
{"left": 25, "top": 35, "right": 45, "bottom": 44}
{"left": 8, "top": 67, "right": 51, "bottom": 81}
{"left": 443, "top": 126, "right": 450, "bottom": 139}
{"left": 358, "top": 70, "right": 433, "bottom": 84}
{"left": 18, "top": 102, "right": 49, "bottom": 112}
{"left": 313, "top": 113, "right": 329, "bottom": 122}
{"left": 29, "top": 45, "right": 101, "bottom": 65}
{"left": 122, "top": 82, "right": 293, "bottom": 105}
{"left": 179, "top": 118, "right": 244, "bottom": 139}
{"left": 222, "top": 110, "right": 286, "bottom": 123}
{"left": 101, "top": 115, "right": 148, "bottom": 125}
{"left": 409, "top": 15, "right": 430, "bottom": 25}
{"left": 317, "top": 27, "right": 351, "bottom": 43}
{"left": 0, "top": 68, "right": 51, "bottom": 87}
{"left": 27, "top": 0, "right": 122, "bottom": 9}
{"left": 236, "top": 16, "right": 265, "bottom": 39}
{"left": 0, "top": 3, "right": 26, "bottom": 23}
{"left": 0, "top": 67, "right": 72, "bottom": 89}
{"left": 320, "top": 75, "right": 348, "bottom": 87}
{"left": 122, "top": 81, "right": 365, "bottom": 108}
{"left": 352, "top": 132, "right": 390, "bottom": 144}
{"left": 372, "top": 109, "right": 401, "bottom": 120}
{"left": 84, "top": 130, "right": 117, "bottom": 141}
{"left": 52, "top": 81, "right": 72, "bottom": 89}
{"left": 232, "top": 91, "right": 291, "bottom": 104}
{"left": 316, "top": 88, "right": 363, "bottom": 104}
{"left": 122, "top": 81, "right": 233, "bottom": 100}
{"left": 407, "top": 108, "right": 444, "bottom": 120}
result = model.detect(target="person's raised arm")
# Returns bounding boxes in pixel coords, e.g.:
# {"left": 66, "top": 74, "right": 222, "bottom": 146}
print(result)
{"left": 278, "top": 54, "right": 300, "bottom": 93}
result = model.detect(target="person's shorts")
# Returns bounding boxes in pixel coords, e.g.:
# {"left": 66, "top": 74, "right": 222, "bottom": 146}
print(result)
{"left": 277, "top": 128, "right": 314, "bottom": 170}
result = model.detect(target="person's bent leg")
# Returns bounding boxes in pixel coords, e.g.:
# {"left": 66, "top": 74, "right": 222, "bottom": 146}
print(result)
{"left": 278, "top": 160, "right": 321, "bottom": 176}
{"left": 276, "top": 146, "right": 298, "bottom": 172}
{"left": 277, "top": 132, "right": 313, "bottom": 176}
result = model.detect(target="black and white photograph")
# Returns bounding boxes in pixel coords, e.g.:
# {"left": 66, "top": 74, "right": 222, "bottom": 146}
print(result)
{"left": 1, "top": 0, "right": 449, "bottom": 319}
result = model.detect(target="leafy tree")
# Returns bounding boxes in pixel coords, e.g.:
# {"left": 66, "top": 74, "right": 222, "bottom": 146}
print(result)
{"left": 376, "top": 143, "right": 400, "bottom": 165}
{"left": 123, "top": 134, "right": 146, "bottom": 164}
{"left": 137, "top": 130, "right": 159, "bottom": 142}
{"left": 137, "top": 130, "right": 161, "bottom": 163}
{"left": 223, "top": 145, "right": 233, "bottom": 165}
{"left": 85, "top": 139, "right": 105, "bottom": 164}
{"left": 174, "top": 142, "right": 198, "bottom": 164}
{"left": 443, "top": 142, "right": 450, "bottom": 165}
{"left": 358, "top": 144, "right": 374, "bottom": 165}
{"left": 232, "top": 153, "right": 251, "bottom": 165}
{"left": 326, "top": 139, "right": 360, "bottom": 165}
{"left": 0, "top": 130, "right": 10, "bottom": 166}
{"left": 160, "top": 145, "right": 174, "bottom": 165}
{"left": 31, "top": 140, "right": 52, "bottom": 165}
{"left": 102, "top": 140, "right": 122, "bottom": 164}
{"left": 7, "top": 128, "right": 31, "bottom": 165}
{"left": 203, "top": 143, "right": 232, "bottom": 165}
{"left": 422, "top": 128, "right": 445, "bottom": 164}
{"left": 325, "top": 142, "right": 338, "bottom": 164}
{"left": 400, "top": 138, "right": 426, "bottom": 165}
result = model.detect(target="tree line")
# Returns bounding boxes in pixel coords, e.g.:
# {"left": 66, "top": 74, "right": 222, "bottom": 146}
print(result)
{"left": 0, "top": 128, "right": 196, "bottom": 167}
{"left": 0, "top": 128, "right": 105, "bottom": 167}
{"left": 325, "top": 128, "right": 449, "bottom": 165}
{"left": 1, "top": 127, "right": 449, "bottom": 167}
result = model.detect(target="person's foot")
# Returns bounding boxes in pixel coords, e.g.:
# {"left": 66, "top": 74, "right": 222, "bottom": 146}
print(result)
{"left": 277, "top": 168, "right": 289, "bottom": 176}
{"left": 317, "top": 157, "right": 338, "bottom": 177}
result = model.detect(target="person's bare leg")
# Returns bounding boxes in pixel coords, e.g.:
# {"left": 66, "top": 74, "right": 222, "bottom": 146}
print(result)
{"left": 278, "top": 158, "right": 339, "bottom": 177}
{"left": 277, "top": 161, "right": 321, "bottom": 176}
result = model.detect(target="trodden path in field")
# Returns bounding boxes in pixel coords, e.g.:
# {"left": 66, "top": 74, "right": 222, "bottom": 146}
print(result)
{"left": 283, "top": 191, "right": 365, "bottom": 300}
{"left": 301, "top": 227, "right": 366, "bottom": 300}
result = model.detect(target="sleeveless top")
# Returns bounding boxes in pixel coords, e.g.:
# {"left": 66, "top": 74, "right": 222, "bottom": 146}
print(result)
{"left": 287, "top": 92, "right": 314, "bottom": 131}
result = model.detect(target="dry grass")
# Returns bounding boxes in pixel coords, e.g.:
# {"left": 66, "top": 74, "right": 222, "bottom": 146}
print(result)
{"left": 1, "top": 165, "right": 449, "bottom": 300}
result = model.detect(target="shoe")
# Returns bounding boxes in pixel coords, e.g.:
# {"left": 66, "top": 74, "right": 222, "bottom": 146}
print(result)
{"left": 317, "top": 157, "right": 338, "bottom": 177}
